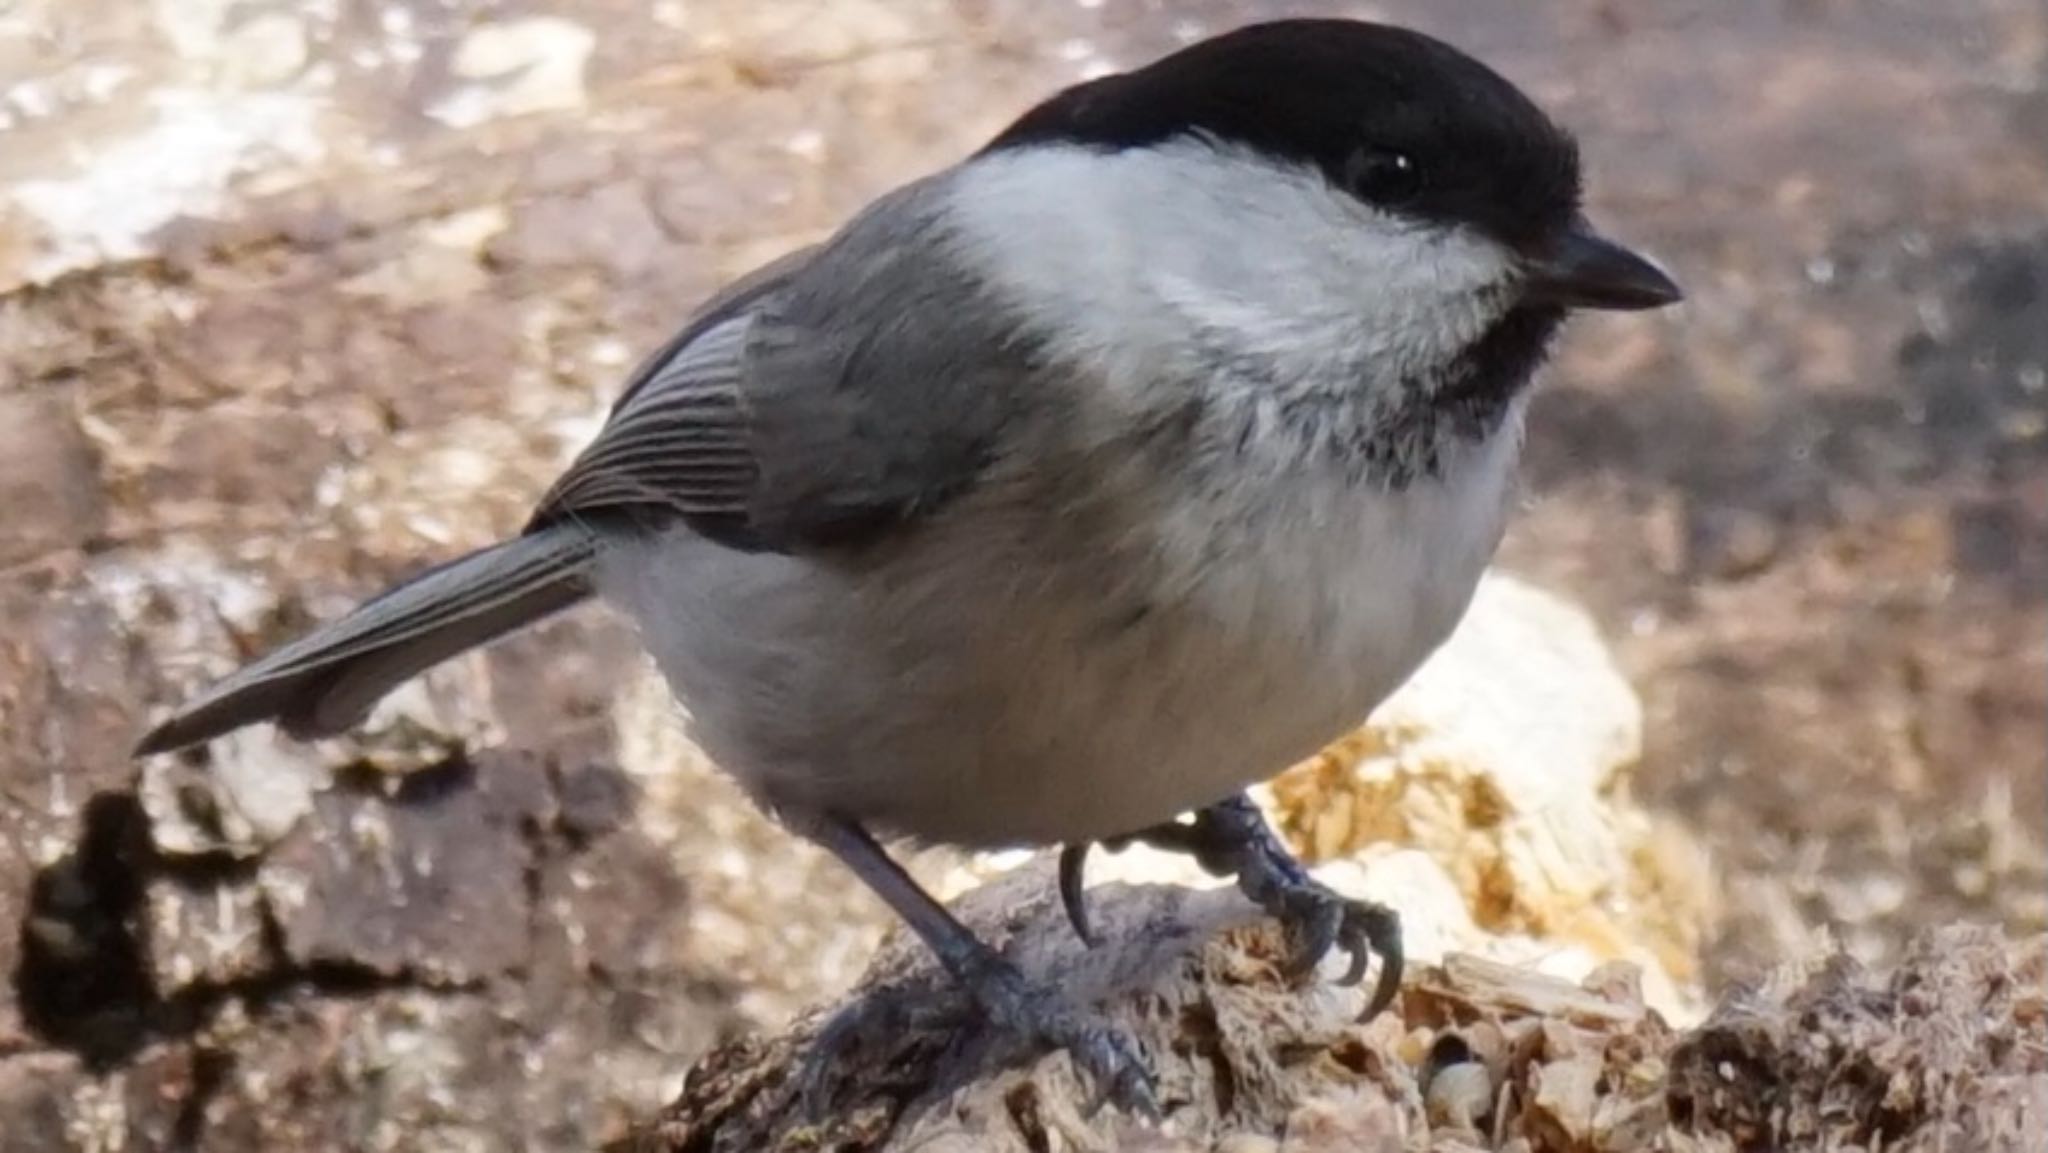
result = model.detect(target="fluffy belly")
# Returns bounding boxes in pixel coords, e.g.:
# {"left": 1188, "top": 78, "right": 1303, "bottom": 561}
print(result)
{"left": 893, "top": 623, "right": 1424, "bottom": 844}
{"left": 596, "top": 460, "right": 1507, "bottom": 847}
{"left": 609, "top": 547, "right": 1426, "bottom": 844}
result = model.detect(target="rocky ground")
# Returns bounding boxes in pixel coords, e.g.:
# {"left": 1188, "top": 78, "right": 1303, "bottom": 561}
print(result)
{"left": 0, "top": 0, "right": 2043, "bottom": 1150}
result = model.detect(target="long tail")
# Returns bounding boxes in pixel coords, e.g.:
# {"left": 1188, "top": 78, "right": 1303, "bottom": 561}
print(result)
{"left": 133, "top": 523, "right": 602, "bottom": 756}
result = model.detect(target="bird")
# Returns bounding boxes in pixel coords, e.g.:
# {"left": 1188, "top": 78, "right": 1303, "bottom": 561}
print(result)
{"left": 132, "top": 17, "right": 1681, "bottom": 1114}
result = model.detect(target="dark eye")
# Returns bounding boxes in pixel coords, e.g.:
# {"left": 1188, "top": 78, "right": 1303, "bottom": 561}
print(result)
{"left": 1342, "top": 147, "right": 1422, "bottom": 206}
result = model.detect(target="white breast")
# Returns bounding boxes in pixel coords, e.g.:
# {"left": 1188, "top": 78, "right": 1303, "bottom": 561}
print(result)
{"left": 1154, "top": 396, "right": 1529, "bottom": 753}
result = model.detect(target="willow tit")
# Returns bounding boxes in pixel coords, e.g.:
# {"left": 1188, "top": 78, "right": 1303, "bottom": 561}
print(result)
{"left": 136, "top": 18, "right": 1680, "bottom": 1112}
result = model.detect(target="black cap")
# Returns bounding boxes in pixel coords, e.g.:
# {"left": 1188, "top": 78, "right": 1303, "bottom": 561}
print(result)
{"left": 983, "top": 20, "right": 1584, "bottom": 254}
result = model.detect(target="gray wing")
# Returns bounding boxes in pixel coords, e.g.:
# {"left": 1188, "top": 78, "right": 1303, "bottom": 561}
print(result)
{"left": 135, "top": 189, "right": 1037, "bottom": 755}
{"left": 529, "top": 185, "right": 1035, "bottom": 551}
{"left": 525, "top": 243, "right": 807, "bottom": 545}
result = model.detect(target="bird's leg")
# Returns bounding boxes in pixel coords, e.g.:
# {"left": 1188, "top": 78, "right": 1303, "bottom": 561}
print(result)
{"left": 792, "top": 811, "right": 1159, "bottom": 1117}
{"left": 1064, "top": 794, "right": 1403, "bottom": 1017}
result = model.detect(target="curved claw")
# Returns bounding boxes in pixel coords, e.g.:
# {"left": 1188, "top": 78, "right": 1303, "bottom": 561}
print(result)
{"left": 1108, "top": 794, "right": 1405, "bottom": 1021}
{"left": 1357, "top": 904, "right": 1405, "bottom": 1019}
{"left": 1058, "top": 843, "right": 1098, "bottom": 947}
{"left": 1274, "top": 882, "right": 1405, "bottom": 1015}
{"left": 1335, "top": 925, "right": 1374, "bottom": 987}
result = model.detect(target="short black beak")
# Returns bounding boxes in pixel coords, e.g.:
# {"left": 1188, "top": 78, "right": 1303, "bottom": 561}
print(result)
{"left": 1522, "top": 221, "right": 1683, "bottom": 312}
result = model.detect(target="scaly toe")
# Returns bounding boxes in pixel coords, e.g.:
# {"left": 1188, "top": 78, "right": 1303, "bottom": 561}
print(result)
{"left": 1274, "top": 888, "right": 1404, "bottom": 1014}
{"left": 1071, "top": 1020, "right": 1162, "bottom": 1119}
{"left": 792, "top": 990, "right": 941, "bottom": 1115}
{"left": 1280, "top": 892, "right": 1345, "bottom": 980}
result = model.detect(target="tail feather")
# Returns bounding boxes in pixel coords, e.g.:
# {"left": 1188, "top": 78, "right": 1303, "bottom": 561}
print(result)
{"left": 134, "top": 524, "right": 601, "bottom": 756}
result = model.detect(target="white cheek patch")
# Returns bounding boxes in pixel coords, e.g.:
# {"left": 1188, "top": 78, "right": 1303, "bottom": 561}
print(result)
{"left": 942, "top": 137, "right": 1519, "bottom": 399}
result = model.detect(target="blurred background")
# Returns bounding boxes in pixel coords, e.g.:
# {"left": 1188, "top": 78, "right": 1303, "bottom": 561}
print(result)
{"left": 0, "top": 0, "right": 2042, "bottom": 1147}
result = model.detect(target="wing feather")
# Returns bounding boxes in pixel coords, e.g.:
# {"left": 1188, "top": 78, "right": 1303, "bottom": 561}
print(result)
{"left": 531, "top": 305, "right": 763, "bottom": 525}
{"left": 522, "top": 176, "right": 1028, "bottom": 551}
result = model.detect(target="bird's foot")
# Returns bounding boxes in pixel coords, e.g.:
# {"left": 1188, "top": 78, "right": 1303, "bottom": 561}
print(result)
{"left": 959, "top": 948, "right": 1160, "bottom": 1117}
{"left": 791, "top": 984, "right": 958, "bottom": 1115}
{"left": 1063, "top": 794, "right": 1403, "bottom": 1017}
{"left": 795, "top": 810, "right": 1159, "bottom": 1118}
{"left": 795, "top": 941, "right": 1159, "bottom": 1118}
